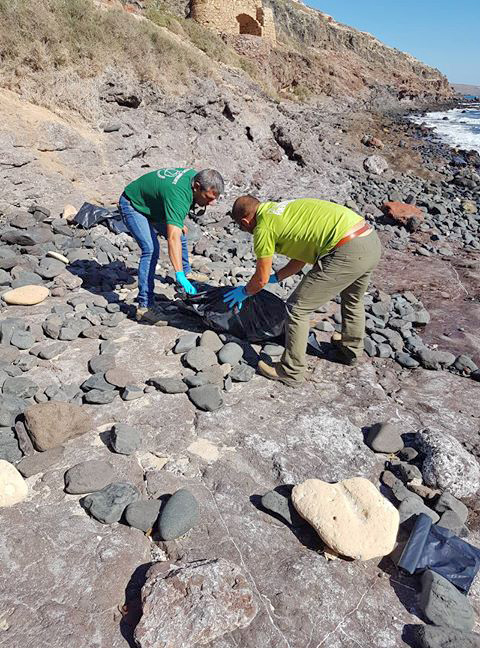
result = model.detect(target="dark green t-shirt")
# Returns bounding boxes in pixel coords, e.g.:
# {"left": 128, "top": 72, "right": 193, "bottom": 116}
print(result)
{"left": 123, "top": 168, "right": 197, "bottom": 228}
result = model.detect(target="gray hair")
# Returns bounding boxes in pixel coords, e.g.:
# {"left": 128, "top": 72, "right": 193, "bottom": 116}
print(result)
{"left": 193, "top": 169, "right": 225, "bottom": 195}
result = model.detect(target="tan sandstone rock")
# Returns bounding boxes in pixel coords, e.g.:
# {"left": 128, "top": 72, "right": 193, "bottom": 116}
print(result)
{"left": 0, "top": 460, "right": 28, "bottom": 507}
{"left": 3, "top": 285, "right": 49, "bottom": 305}
{"left": 24, "top": 401, "right": 93, "bottom": 451}
{"left": 292, "top": 477, "right": 399, "bottom": 560}
{"left": 62, "top": 204, "right": 77, "bottom": 222}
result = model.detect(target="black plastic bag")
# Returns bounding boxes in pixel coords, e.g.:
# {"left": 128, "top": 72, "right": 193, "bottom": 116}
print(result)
{"left": 398, "top": 513, "right": 480, "bottom": 592}
{"left": 180, "top": 284, "right": 286, "bottom": 343}
{"left": 74, "top": 202, "right": 112, "bottom": 229}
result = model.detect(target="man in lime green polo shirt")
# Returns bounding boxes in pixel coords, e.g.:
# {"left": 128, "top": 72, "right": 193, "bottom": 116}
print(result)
{"left": 119, "top": 168, "right": 224, "bottom": 322}
{"left": 225, "top": 196, "right": 382, "bottom": 386}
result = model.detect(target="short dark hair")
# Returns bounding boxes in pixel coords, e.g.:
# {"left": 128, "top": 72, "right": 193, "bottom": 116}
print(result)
{"left": 232, "top": 195, "right": 260, "bottom": 223}
{"left": 194, "top": 169, "right": 225, "bottom": 194}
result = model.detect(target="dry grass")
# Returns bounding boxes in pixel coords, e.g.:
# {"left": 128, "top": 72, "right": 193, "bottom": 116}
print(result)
{"left": 0, "top": 0, "right": 208, "bottom": 98}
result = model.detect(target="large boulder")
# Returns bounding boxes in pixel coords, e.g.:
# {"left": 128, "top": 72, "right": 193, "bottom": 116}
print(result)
{"left": 24, "top": 402, "right": 93, "bottom": 451}
{"left": 292, "top": 477, "right": 399, "bottom": 560}
{"left": 382, "top": 201, "right": 424, "bottom": 229}
{"left": 417, "top": 429, "right": 480, "bottom": 498}
{"left": 134, "top": 559, "right": 257, "bottom": 648}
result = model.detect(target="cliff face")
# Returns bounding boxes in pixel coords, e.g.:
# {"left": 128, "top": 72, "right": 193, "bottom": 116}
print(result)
{"left": 134, "top": 0, "right": 454, "bottom": 107}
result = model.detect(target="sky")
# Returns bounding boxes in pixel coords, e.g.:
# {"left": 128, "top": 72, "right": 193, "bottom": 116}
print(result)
{"left": 306, "top": 1, "right": 479, "bottom": 85}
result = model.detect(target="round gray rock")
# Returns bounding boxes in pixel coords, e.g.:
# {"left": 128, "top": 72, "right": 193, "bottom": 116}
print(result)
{"left": 188, "top": 385, "right": 223, "bottom": 411}
{"left": 157, "top": 488, "right": 199, "bottom": 541}
{"left": 230, "top": 363, "right": 255, "bottom": 382}
{"left": 199, "top": 330, "right": 223, "bottom": 352}
{"left": 365, "top": 422, "right": 404, "bottom": 454}
{"left": 88, "top": 354, "right": 116, "bottom": 374}
{"left": 124, "top": 499, "right": 162, "bottom": 532}
{"left": 185, "top": 347, "right": 218, "bottom": 372}
{"left": 218, "top": 342, "right": 243, "bottom": 365}
{"left": 83, "top": 482, "right": 140, "bottom": 524}
{"left": 174, "top": 334, "right": 199, "bottom": 355}
{"left": 64, "top": 459, "right": 115, "bottom": 494}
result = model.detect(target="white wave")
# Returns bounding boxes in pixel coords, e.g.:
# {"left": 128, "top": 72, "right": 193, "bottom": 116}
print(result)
{"left": 410, "top": 108, "right": 480, "bottom": 153}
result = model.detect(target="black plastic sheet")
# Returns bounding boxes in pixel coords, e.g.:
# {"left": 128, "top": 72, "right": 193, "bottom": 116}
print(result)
{"left": 398, "top": 513, "right": 480, "bottom": 592}
{"left": 180, "top": 284, "right": 286, "bottom": 343}
{"left": 74, "top": 202, "right": 129, "bottom": 234}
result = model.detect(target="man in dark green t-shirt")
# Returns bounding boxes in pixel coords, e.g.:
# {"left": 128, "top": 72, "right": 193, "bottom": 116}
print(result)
{"left": 119, "top": 168, "right": 224, "bottom": 322}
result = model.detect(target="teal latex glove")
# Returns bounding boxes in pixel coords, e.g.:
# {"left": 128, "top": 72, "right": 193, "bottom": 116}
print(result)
{"left": 176, "top": 271, "right": 197, "bottom": 295}
{"left": 268, "top": 273, "right": 279, "bottom": 284}
{"left": 223, "top": 285, "right": 249, "bottom": 311}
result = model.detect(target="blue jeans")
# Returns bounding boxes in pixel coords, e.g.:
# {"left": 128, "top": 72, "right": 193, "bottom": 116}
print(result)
{"left": 118, "top": 194, "right": 191, "bottom": 307}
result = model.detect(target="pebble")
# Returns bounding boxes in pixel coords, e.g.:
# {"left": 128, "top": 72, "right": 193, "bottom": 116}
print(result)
{"left": 398, "top": 447, "right": 418, "bottom": 461}
{"left": 84, "top": 389, "right": 117, "bottom": 404}
{"left": 434, "top": 491, "right": 468, "bottom": 524}
{"left": 2, "top": 285, "right": 49, "bottom": 305}
{"left": 417, "top": 348, "right": 456, "bottom": 370}
{"left": 64, "top": 459, "right": 115, "bottom": 494}
{"left": 398, "top": 496, "right": 440, "bottom": 524}
{"left": 81, "top": 373, "right": 115, "bottom": 392}
{"left": 110, "top": 423, "right": 141, "bottom": 454}
{"left": 0, "top": 460, "right": 28, "bottom": 507}
{"left": 395, "top": 351, "right": 420, "bottom": 368}
{"left": 398, "top": 462, "right": 422, "bottom": 483}
{"left": 419, "top": 569, "right": 474, "bottom": 631}
{"left": 124, "top": 499, "right": 162, "bottom": 532}
{"left": 199, "top": 330, "right": 223, "bottom": 352}
{"left": 104, "top": 367, "right": 135, "bottom": 388}
{"left": 173, "top": 334, "right": 199, "bottom": 354}
{"left": 88, "top": 354, "right": 116, "bottom": 374}
{"left": 121, "top": 385, "right": 144, "bottom": 400}
{"left": 412, "top": 625, "right": 480, "bottom": 648}
{"left": 261, "top": 487, "right": 304, "bottom": 527}
{"left": 218, "top": 342, "right": 244, "bottom": 365}
{"left": 195, "top": 365, "right": 226, "bottom": 387}
{"left": 10, "top": 330, "right": 35, "bottom": 350}
{"left": 185, "top": 347, "right": 218, "bottom": 371}
{"left": 188, "top": 385, "right": 224, "bottom": 411}
{"left": 83, "top": 482, "right": 140, "bottom": 524}
{"left": 230, "top": 363, "right": 255, "bottom": 382}
{"left": 365, "top": 422, "right": 404, "bottom": 454}
{"left": 150, "top": 377, "right": 188, "bottom": 394}
{"left": 157, "top": 488, "right": 199, "bottom": 541}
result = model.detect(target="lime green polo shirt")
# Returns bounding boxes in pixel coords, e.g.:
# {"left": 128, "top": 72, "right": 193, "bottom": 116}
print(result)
{"left": 253, "top": 199, "right": 363, "bottom": 264}
{"left": 124, "top": 168, "right": 197, "bottom": 228}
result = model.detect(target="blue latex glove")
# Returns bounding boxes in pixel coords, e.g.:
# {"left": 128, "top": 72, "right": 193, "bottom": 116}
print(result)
{"left": 223, "top": 285, "right": 249, "bottom": 311}
{"left": 176, "top": 271, "right": 197, "bottom": 295}
{"left": 268, "top": 273, "right": 279, "bottom": 284}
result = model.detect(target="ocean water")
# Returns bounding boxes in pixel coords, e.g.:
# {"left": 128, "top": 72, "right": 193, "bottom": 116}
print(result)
{"left": 411, "top": 103, "right": 480, "bottom": 153}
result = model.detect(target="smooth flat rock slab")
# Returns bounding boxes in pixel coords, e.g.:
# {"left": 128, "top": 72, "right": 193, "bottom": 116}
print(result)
{"left": 184, "top": 347, "right": 218, "bottom": 371}
{"left": 88, "top": 354, "right": 116, "bottom": 374}
{"left": 149, "top": 376, "right": 188, "bottom": 394}
{"left": 64, "top": 459, "right": 115, "bottom": 494}
{"left": 135, "top": 559, "right": 257, "bottom": 647}
{"left": 2, "top": 376, "right": 38, "bottom": 399}
{"left": 174, "top": 333, "right": 199, "bottom": 354}
{"left": 230, "top": 363, "right": 255, "bottom": 382}
{"left": 83, "top": 389, "right": 117, "bottom": 404}
{"left": 24, "top": 402, "right": 92, "bottom": 451}
{"left": 157, "top": 488, "right": 199, "bottom": 541}
{"left": 83, "top": 481, "right": 140, "bottom": 524}
{"left": 104, "top": 367, "right": 135, "bottom": 388}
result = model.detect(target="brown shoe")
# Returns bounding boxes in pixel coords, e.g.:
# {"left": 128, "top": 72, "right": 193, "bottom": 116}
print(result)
{"left": 136, "top": 306, "right": 168, "bottom": 326}
{"left": 257, "top": 360, "right": 302, "bottom": 388}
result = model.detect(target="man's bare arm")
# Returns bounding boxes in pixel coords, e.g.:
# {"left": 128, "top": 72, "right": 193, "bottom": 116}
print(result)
{"left": 246, "top": 257, "right": 273, "bottom": 295}
{"left": 276, "top": 259, "right": 306, "bottom": 281}
{"left": 166, "top": 224, "right": 183, "bottom": 272}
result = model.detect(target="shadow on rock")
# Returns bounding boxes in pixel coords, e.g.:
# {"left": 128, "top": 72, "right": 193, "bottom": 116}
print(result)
{"left": 120, "top": 562, "right": 152, "bottom": 648}
{"left": 377, "top": 555, "right": 420, "bottom": 619}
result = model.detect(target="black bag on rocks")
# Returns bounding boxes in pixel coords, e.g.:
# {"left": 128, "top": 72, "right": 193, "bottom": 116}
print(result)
{"left": 180, "top": 284, "right": 286, "bottom": 343}
{"left": 74, "top": 203, "right": 129, "bottom": 234}
{"left": 398, "top": 513, "right": 480, "bottom": 592}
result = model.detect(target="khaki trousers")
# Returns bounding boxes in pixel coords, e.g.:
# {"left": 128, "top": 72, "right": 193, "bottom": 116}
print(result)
{"left": 280, "top": 230, "right": 382, "bottom": 382}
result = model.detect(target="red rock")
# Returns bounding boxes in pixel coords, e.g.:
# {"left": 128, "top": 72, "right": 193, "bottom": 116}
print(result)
{"left": 382, "top": 201, "right": 424, "bottom": 229}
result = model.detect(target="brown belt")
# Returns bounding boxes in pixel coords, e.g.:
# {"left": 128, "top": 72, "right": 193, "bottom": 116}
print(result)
{"left": 335, "top": 223, "right": 372, "bottom": 249}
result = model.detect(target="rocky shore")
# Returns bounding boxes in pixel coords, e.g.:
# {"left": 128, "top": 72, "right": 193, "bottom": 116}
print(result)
{"left": 1, "top": 2, "right": 480, "bottom": 647}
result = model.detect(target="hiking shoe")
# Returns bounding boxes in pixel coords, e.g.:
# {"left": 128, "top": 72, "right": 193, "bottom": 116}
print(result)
{"left": 329, "top": 347, "right": 359, "bottom": 367}
{"left": 135, "top": 306, "right": 168, "bottom": 326}
{"left": 257, "top": 360, "right": 303, "bottom": 388}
